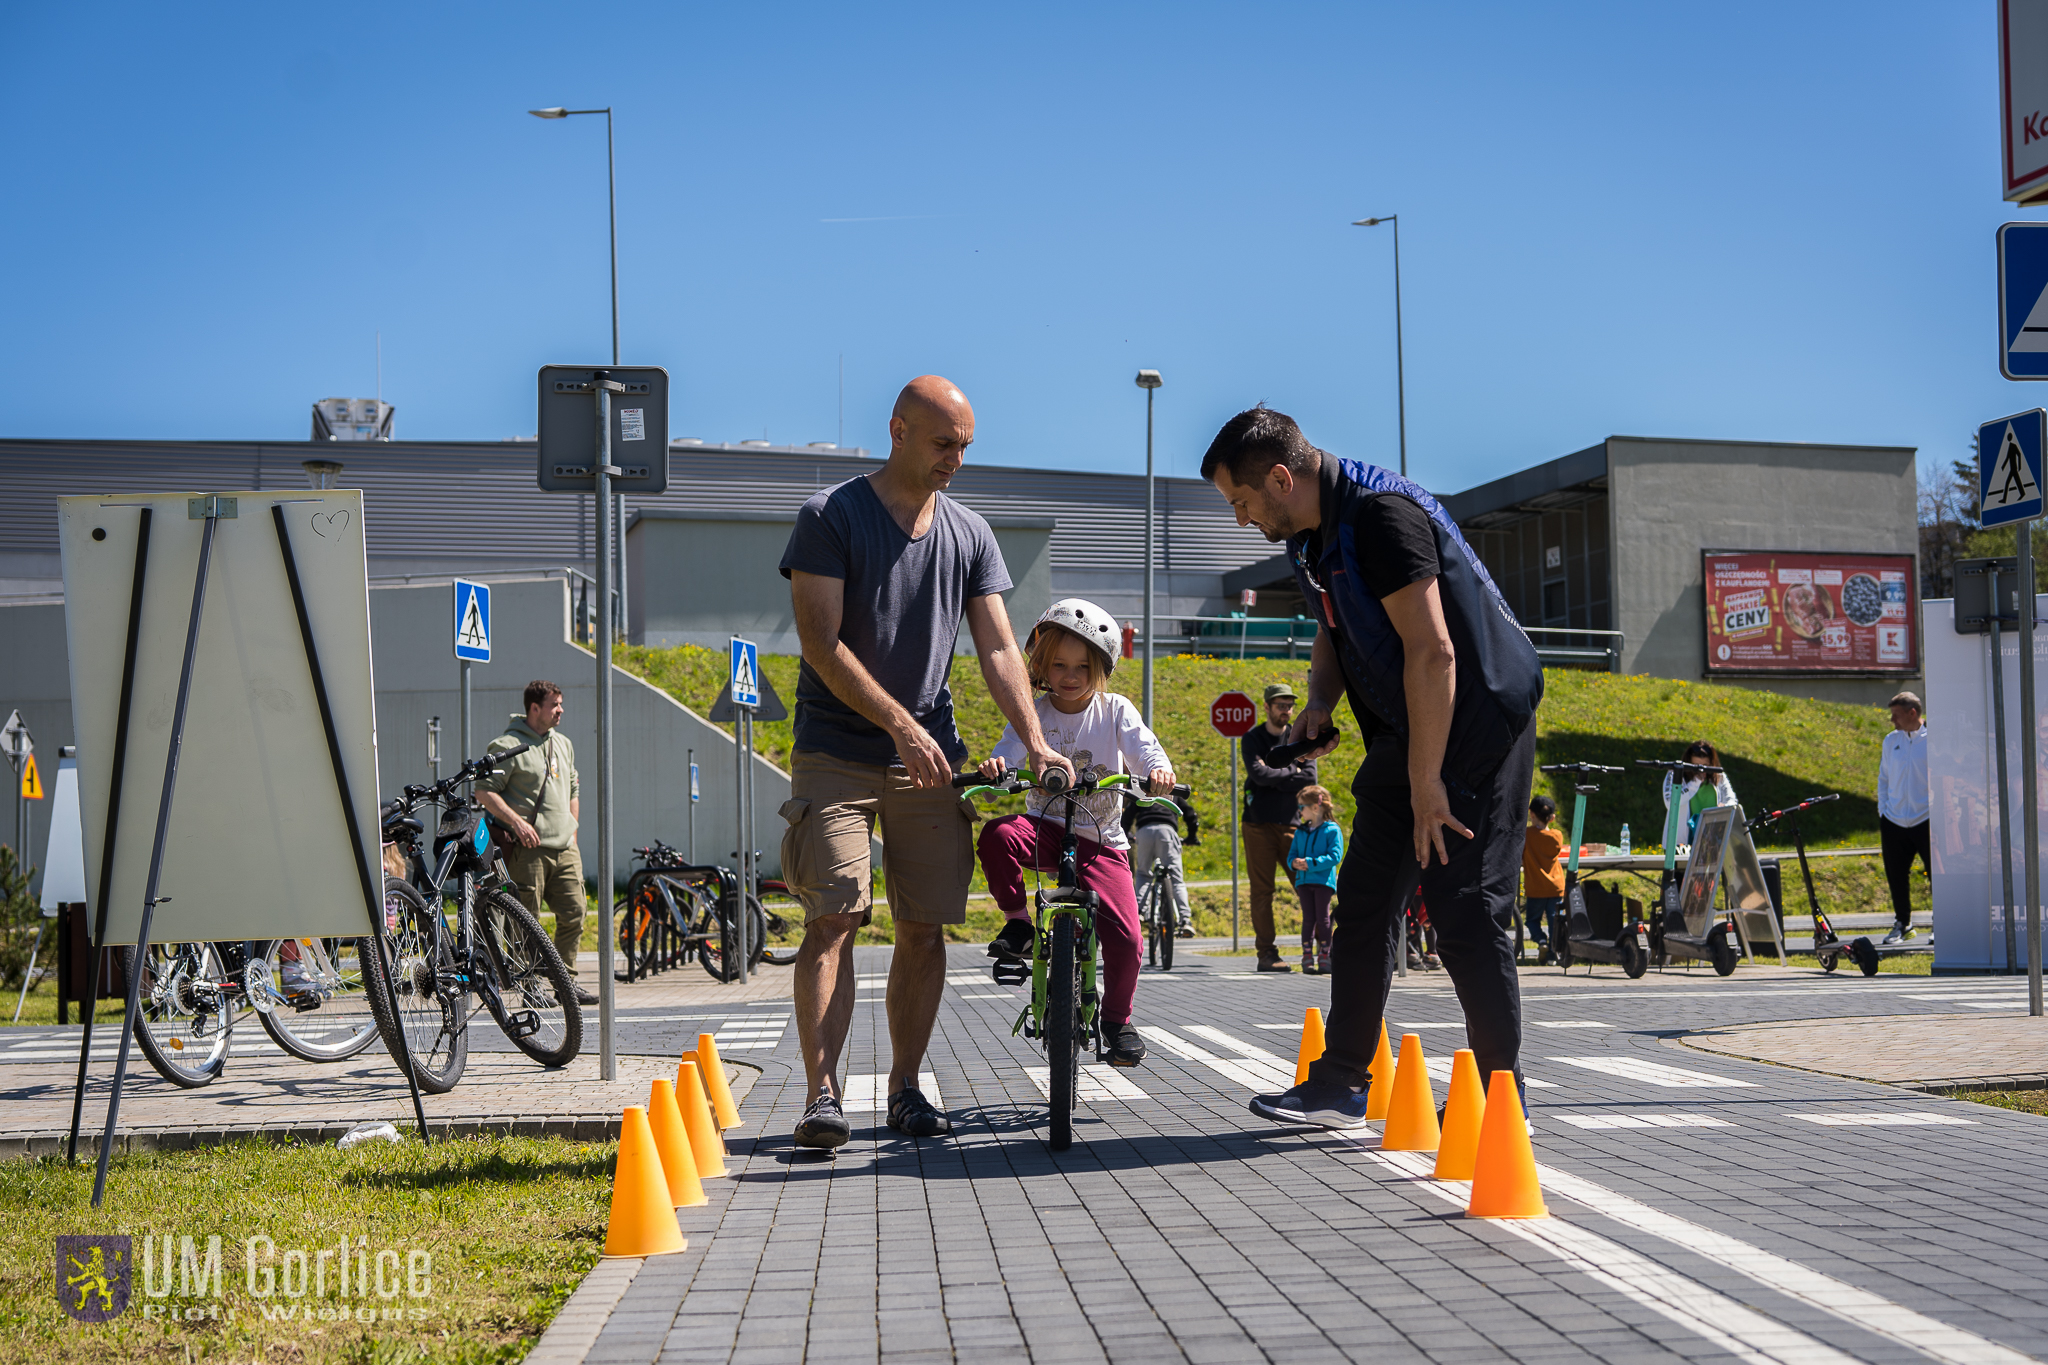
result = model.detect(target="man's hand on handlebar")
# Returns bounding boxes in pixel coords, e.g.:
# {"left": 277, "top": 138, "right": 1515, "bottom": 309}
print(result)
{"left": 1027, "top": 745, "right": 1075, "bottom": 789}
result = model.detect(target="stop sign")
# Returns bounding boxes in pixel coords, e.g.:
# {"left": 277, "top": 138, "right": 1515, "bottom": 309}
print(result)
{"left": 1210, "top": 691, "right": 1258, "bottom": 738}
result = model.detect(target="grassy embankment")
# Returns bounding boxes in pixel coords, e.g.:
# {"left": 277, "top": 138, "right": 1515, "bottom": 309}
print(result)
{"left": 1, "top": 1135, "right": 609, "bottom": 1365}
{"left": 616, "top": 648, "right": 1920, "bottom": 947}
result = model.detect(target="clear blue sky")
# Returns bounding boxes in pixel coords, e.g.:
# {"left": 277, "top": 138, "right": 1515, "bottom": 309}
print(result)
{"left": 0, "top": 2, "right": 2030, "bottom": 495}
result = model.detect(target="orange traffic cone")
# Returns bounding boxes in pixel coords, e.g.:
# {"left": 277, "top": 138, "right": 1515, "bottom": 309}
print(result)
{"left": 1432, "top": 1049, "right": 1487, "bottom": 1180}
{"left": 602, "top": 1106, "right": 687, "bottom": 1257}
{"left": 647, "top": 1078, "right": 708, "bottom": 1208}
{"left": 1364, "top": 1021, "right": 1395, "bottom": 1120}
{"left": 1465, "top": 1071, "right": 1546, "bottom": 1218}
{"left": 676, "top": 1059, "right": 729, "bottom": 1179}
{"left": 1293, "top": 1007, "right": 1326, "bottom": 1085}
{"left": 1380, "top": 1034, "right": 1441, "bottom": 1151}
{"left": 696, "top": 1033, "right": 742, "bottom": 1129}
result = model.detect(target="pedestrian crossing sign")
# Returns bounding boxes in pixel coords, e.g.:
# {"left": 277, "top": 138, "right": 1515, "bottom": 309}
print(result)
{"left": 19, "top": 753, "right": 40, "bottom": 800}
{"left": 1979, "top": 409, "right": 2047, "bottom": 528}
{"left": 730, "top": 637, "right": 760, "bottom": 709}
{"left": 454, "top": 579, "right": 492, "bottom": 663}
{"left": 2001, "top": 222, "right": 2048, "bottom": 379}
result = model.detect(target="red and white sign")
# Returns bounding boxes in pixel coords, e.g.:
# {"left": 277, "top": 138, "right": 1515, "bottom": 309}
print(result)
{"left": 1210, "top": 691, "right": 1258, "bottom": 738}
{"left": 1702, "top": 550, "right": 1918, "bottom": 676}
{"left": 2005, "top": 0, "right": 2048, "bottom": 203}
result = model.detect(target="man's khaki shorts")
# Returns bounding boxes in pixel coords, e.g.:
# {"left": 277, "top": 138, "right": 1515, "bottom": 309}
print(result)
{"left": 779, "top": 749, "right": 976, "bottom": 927}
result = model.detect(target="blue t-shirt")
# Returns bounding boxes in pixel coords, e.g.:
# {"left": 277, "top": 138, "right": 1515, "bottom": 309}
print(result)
{"left": 778, "top": 476, "right": 1011, "bottom": 767}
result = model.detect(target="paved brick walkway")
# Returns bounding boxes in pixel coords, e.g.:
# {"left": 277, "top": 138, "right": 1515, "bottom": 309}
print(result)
{"left": 1679, "top": 1009, "right": 2048, "bottom": 1089}
{"left": 526, "top": 949, "right": 2048, "bottom": 1365}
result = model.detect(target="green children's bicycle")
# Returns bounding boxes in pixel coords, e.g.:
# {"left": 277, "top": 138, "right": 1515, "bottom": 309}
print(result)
{"left": 954, "top": 768, "right": 1186, "bottom": 1151}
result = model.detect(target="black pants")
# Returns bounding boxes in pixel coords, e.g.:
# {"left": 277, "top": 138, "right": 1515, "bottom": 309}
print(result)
{"left": 1879, "top": 816, "right": 1930, "bottom": 926}
{"left": 1308, "top": 721, "right": 1534, "bottom": 1093}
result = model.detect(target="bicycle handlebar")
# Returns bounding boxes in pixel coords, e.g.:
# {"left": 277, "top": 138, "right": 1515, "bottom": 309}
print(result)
{"left": 1634, "top": 758, "right": 1723, "bottom": 775}
{"left": 388, "top": 742, "right": 534, "bottom": 814}
{"left": 952, "top": 769, "right": 1189, "bottom": 810}
{"left": 1540, "top": 762, "right": 1625, "bottom": 774}
{"left": 1746, "top": 793, "right": 1839, "bottom": 830}
{"left": 1265, "top": 726, "right": 1341, "bottom": 767}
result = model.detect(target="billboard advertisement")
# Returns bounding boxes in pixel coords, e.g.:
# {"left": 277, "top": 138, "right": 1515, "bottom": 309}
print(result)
{"left": 1702, "top": 550, "right": 1918, "bottom": 676}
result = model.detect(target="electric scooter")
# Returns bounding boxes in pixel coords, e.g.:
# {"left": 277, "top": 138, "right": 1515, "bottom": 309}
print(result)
{"left": 1747, "top": 793, "right": 1922, "bottom": 977}
{"left": 1540, "top": 763, "right": 1648, "bottom": 977}
{"left": 1635, "top": 758, "right": 1743, "bottom": 976}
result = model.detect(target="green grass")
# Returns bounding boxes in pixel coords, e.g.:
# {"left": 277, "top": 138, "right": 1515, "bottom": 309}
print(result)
{"left": 614, "top": 649, "right": 1906, "bottom": 923}
{"left": 1958, "top": 1088, "right": 2048, "bottom": 1117}
{"left": 1, "top": 1134, "right": 611, "bottom": 1364}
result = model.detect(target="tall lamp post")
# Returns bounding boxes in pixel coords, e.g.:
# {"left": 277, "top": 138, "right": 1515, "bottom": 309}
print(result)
{"left": 1136, "top": 370, "right": 1163, "bottom": 726}
{"left": 531, "top": 105, "right": 627, "bottom": 635}
{"left": 1352, "top": 215, "right": 1406, "bottom": 479}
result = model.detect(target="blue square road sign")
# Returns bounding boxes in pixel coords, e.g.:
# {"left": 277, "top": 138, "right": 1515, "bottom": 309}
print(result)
{"left": 730, "top": 637, "right": 761, "bottom": 709}
{"left": 454, "top": 580, "right": 492, "bottom": 662}
{"left": 1980, "top": 409, "right": 2047, "bottom": 528}
{"left": 1999, "top": 223, "right": 2048, "bottom": 380}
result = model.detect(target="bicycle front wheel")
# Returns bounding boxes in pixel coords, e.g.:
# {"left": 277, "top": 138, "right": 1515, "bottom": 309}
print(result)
{"left": 1046, "top": 914, "right": 1082, "bottom": 1152}
{"left": 254, "top": 937, "right": 381, "bottom": 1063}
{"left": 363, "top": 877, "right": 467, "bottom": 1094}
{"left": 751, "top": 882, "right": 802, "bottom": 967}
{"left": 478, "top": 888, "right": 582, "bottom": 1067}
{"left": 699, "top": 891, "right": 768, "bottom": 983}
{"left": 120, "top": 942, "right": 249, "bottom": 1088}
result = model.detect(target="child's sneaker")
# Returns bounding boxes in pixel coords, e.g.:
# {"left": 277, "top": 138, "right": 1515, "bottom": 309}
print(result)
{"left": 987, "top": 918, "right": 1034, "bottom": 961}
{"left": 1099, "top": 1021, "right": 1147, "bottom": 1067}
{"left": 1300, "top": 958, "right": 1318, "bottom": 975}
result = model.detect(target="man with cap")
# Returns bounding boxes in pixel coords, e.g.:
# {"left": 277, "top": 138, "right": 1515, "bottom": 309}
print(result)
{"left": 1877, "top": 690, "right": 1929, "bottom": 944}
{"left": 1242, "top": 682, "right": 1330, "bottom": 972}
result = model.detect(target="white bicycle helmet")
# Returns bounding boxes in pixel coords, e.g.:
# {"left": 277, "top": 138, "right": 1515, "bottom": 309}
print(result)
{"left": 1028, "top": 598, "right": 1122, "bottom": 675}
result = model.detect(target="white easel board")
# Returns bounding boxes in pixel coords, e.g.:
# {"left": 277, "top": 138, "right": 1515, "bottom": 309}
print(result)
{"left": 58, "top": 492, "right": 381, "bottom": 944}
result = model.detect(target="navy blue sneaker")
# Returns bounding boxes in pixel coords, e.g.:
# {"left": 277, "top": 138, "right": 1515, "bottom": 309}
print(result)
{"left": 1249, "top": 1080, "right": 1372, "bottom": 1129}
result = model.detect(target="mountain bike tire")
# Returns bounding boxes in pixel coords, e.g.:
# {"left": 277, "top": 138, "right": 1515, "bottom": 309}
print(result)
{"left": 1153, "top": 887, "right": 1175, "bottom": 973}
{"left": 1047, "top": 914, "right": 1082, "bottom": 1152}
{"left": 120, "top": 942, "right": 246, "bottom": 1088}
{"left": 255, "top": 937, "right": 381, "bottom": 1063}
{"left": 752, "top": 882, "right": 802, "bottom": 967}
{"left": 363, "top": 876, "right": 467, "bottom": 1094}
{"left": 477, "top": 888, "right": 583, "bottom": 1068}
{"left": 699, "top": 894, "right": 768, "bottom": 983}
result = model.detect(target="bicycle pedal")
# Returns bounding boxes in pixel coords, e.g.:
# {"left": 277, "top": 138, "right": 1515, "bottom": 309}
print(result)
{"left": 991, "top": 960, "right": 1029, "bottom": 986}
{"left": 288, "top": 993, "right": 324, "bottom": 1013}
{"left": 505, "top": 1010, "right": 541, "bottom": 1039}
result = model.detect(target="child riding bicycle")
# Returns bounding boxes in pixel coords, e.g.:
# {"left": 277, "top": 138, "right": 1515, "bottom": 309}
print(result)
{"left": 1122, "top": 783, "right": 1200, "bottom": 939}
{"left": 975, "top": 599, "right": 1177, "bottom": 1069}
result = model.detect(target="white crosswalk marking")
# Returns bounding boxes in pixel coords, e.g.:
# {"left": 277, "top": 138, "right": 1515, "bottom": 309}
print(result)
{"left": 713, "top": 1014, "right": 789, "bottom": 1052}
{"left": 1424, "top": 1058, "right": 1557, "bottom": 1088}
{"left": 1548, "top": 1056, "right": 1756, "bottom": 1088}
{"left": 1025, "top": 1064, "right": 1148, "bottom": 1102}
{"left": 1787, "top": 1111, "right": 1975, "bottom": 1127}
{"left": 1135, "top": 1027, "right": 1290, "bottom": 1091}
{"left": 1181, "top": 1025, "right": 1298, "bottom": 1087}
{"left": 1366, "top": 1147, "right": 1861, "bottom": 1365}
{"left": 839, "top": 1072, "right": 939, "bottom": 1113}
{"left": 1555, "top": 1113, "right": 1734, "bottom": 1130}
{"left": 1532, "top": 1020, "right": 1612, "bottom": 1028}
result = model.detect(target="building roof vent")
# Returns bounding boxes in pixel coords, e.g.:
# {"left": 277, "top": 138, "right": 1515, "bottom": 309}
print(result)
{"left": 312, "top": 398, "right": 393, "bottom": 442}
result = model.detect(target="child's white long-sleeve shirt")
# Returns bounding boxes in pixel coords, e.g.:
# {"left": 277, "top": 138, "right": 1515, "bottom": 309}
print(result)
{"left": 990, "top": 692, "right": 1169, "bottom": 851}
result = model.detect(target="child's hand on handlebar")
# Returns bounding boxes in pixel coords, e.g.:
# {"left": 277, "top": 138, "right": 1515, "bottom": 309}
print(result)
{"left": 1145, "top": 767, "right": 1177, "bottom": 796}
{"left": 978, "top": 756, "right": 1010, "bottom": 783}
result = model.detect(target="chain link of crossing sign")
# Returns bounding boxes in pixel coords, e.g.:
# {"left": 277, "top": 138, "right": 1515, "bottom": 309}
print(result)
{"left": 1981, "top": 409, "right": 2047, "bottom": 528}
{"left": 1210, "top": 691, "right": 1257, "bottom": 738}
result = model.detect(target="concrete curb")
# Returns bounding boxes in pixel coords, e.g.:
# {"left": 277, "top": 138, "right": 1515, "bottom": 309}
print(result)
{"left": 524, "top": 1257, "right": 644, "bottom": 1365}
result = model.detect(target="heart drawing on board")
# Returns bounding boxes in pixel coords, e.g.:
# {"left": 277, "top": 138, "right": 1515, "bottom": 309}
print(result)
{"left": 310, "top": 509, "right": 351, "bottom": 539}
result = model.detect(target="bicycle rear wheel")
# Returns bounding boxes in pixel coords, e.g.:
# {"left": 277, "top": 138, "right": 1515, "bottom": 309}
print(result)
{"left": 254, "top": 937, "right": 381, "bottom": 1062}
{"left": 1046, "top": 914, "right": 1082, "bottom": 1151}
{"left": 363, "top": 876, "right": 467, "bottom": 1093}
{"left": 1153, "top": 876, "right": 1175, "bottom": 972}
{"left": 478, "top": 888, "right": 582, "bottom": 1067}
{"left": 120, "top": 942, "right": 249, "bottom": 1088}
{"left": 752, "top": 881, "right": 802, "bottom": 967}
{"left": 699, "top": 889, "right": 767, "bottom": 983}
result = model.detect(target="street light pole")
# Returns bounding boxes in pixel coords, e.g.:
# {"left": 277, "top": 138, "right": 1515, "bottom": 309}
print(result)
{"left": 1353, "top": 215, "right": 1406, "bottom": 479}
{"left": 532, "top": 104, "right": 626, "bottom": 636}
{"left": 1136, "top": 370, "right": 1163, "bottom": 726}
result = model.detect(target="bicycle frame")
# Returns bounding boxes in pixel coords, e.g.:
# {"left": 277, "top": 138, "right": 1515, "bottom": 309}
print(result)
{"left": 1021, "top": 797, "right": 1102, "bottom": 1045}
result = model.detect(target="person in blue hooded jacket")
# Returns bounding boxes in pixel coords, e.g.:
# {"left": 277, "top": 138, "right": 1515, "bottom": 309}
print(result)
{"left": 1203, "top": 406, "right": 1544, "bottom": 1130}
{"left": 1287, "top": 784, "right": 1343, "bottom": 974}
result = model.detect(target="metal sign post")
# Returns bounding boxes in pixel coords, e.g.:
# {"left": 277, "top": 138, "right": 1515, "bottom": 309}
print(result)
{"left": 730, "top": 637, "right": 760, "bottom": 985}
{"left": 688, "top": 751, "right": 698, "bottom": 864}
{"left": 3, "top": 710, "right": 30, "bottom": 861}
{"left": 1980, "top": 409, "right": 2046, "bottom": 1012}
{"left": 453, "top": 579, "right": 490, "bottom": 796}
{"left": 1210, "top": 692, "right": 1257, "bottom": 954}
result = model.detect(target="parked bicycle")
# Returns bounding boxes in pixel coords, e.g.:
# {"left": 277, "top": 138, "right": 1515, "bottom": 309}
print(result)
{"left": 121, "top": 935, "right": 383, "bottom": 1088}
{"left": 371, "top": 746, "right": 583, "bottom": 1094}
{"left": 955, "top": 767, "right": 1187, "bottom": 1150}
{"left": 615, "top": 842, "right": 796, "bottom": 982}
{"left": 1138, "top": 859, "right": 1175, "bottom": 972}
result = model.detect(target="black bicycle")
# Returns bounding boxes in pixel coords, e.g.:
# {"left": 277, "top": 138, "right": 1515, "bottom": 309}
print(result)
{"left": 1138, "top": 859, "right": 1175, "bottom": 972}
{"left": 369, "top": 747, "right": 583, "bottom": 1093}
{"left": 617, "top": 842, "right": 797, "bottom": 982}
{"left": 956, "top": 767, "right": 1186, "bottom": 1150}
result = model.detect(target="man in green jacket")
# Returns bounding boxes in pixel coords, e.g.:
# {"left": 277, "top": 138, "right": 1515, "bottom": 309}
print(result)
{"left": 476, "top": 680, "right": 596, "bottom": 1005}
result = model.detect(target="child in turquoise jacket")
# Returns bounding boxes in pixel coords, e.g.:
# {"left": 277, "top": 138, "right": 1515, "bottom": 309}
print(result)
{"left": 1288, "top": 785, "right": 1343, "bottom": 974}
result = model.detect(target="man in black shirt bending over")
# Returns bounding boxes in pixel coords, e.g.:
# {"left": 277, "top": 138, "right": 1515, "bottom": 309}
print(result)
{"left": 1203, "top": 407, "right": 1544, "bottom": 1128}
